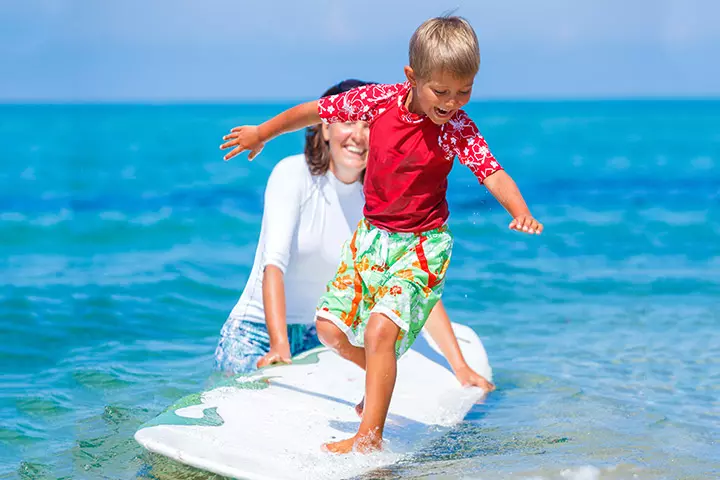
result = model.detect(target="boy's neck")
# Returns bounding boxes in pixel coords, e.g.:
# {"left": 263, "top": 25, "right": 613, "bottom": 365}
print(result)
{"left": 405, "top": 87, "right": 424, "bottom": 116}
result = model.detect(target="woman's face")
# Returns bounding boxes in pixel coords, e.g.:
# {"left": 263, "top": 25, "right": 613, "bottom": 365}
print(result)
{"left": 323, "top": 121, "right": 369, "bottom": 183}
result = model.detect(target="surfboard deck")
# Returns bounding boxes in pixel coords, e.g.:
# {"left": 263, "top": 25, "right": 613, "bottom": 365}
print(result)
{"left": 134, "top": 323, "right": 492, "bottom": 480}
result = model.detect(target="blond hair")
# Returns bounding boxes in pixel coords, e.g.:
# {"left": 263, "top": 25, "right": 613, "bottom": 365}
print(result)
{"left": 409, "top": 16, "right": 480, "bottom": 80}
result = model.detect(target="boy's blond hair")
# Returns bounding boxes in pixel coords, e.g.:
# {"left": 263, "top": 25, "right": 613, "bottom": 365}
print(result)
{"left": 409, "top": 16, "right": 480, "bottom": 80}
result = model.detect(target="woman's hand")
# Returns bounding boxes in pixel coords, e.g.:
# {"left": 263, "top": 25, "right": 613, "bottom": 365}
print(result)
{"left": 454, "top": 364, "right": 496, "bottom": 392}
{"left": 256, "top": 342, "right": 292, "bottom": 368}
{"left": 220, "top": 125, "right": 265, "bottom": 161}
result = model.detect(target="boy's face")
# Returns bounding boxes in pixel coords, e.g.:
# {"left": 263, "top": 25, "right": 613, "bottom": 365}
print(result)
{"left": 405, "top": 66, "right": 475, "bottom": 125}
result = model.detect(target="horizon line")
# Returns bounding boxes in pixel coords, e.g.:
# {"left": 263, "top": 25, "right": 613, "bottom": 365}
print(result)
{"left": 1, "top": 93, "right": 719, "bottom": 106}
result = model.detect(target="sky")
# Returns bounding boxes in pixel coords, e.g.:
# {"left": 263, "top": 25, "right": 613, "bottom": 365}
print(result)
{"left": 1, "top": 0, "right": 719, "bottom": 102}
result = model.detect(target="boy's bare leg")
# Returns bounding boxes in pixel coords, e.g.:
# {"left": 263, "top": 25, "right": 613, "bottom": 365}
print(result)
{"left": 316, "top": 317, "right": 366, "bottom": 370}
{"left": 316, "top": 318, "right": 368, "bottom": 416}
{"left": 323, "top": 313, "right": 399, "bottom": 454}
{"left": 355, "top": 397, "right": 365, "bottom": 418}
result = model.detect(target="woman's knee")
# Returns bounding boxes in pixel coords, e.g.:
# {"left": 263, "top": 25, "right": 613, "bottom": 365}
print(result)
{"left": 364, "top": 313, "right": 400, "bottom": 354}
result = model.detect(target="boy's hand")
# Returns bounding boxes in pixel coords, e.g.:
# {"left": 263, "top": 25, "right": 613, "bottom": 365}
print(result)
{"left": 509, "top": 215, "right": 543, "bottom": 235}
{"left": 220, "top": 126, "right": 264, "bottom": 161}
{"left": 454, "top": 365, "right": 496, "bottom": 392}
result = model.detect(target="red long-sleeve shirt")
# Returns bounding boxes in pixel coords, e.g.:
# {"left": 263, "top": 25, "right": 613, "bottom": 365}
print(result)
{"left": 318, "top": 82, "right": 502, "bottom": 233}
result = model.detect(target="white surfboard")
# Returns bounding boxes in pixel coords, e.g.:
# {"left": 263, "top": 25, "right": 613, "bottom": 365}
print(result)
{"left": 135, "top": 323, "right": 492, "bottom": 480}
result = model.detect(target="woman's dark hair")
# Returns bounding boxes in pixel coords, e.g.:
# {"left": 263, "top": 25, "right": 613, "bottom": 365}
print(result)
{"left": 304, "top": 79, "right": 374, "bottom": 176}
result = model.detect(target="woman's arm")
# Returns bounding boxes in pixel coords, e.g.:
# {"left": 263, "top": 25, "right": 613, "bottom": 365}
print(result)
{"left": 424, "top": 300, "right": 495, "bottom": 391}
{"left": 257, "top": 265, "right": 292, "bottom": 367}
{"left": 254, "top": 159, "right": 305, "bottom": 367}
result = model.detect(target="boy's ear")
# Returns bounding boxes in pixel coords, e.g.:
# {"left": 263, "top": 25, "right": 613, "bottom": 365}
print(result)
{"left": 321, "top": 122, "right": 330, "bottom": 142}
{"left": 404, "top": 66, "right": 417, "bottom": 87}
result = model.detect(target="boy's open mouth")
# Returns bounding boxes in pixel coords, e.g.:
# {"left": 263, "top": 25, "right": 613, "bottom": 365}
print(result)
{"left": 434, "top": 107, "right": 451, "bottom": 118}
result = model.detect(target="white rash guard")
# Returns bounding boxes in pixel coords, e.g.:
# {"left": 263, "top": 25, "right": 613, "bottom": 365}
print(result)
{"left": 229, "top": 154, "right": 364, "bottom": 325}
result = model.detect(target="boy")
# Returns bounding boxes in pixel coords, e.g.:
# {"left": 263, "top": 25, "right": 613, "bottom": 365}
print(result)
{"left": 220, "top": 15, "right": 543, "bottom": 454}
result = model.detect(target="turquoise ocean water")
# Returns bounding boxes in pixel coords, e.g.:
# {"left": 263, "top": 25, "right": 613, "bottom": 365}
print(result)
{"left": 0, "top": 101, "right": 718, "bottom": 479}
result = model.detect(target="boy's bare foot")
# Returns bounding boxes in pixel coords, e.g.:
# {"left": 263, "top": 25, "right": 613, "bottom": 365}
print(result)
{"left": 355, "top": 397, "right": 364, "bottom": 418}
{"left": 322, "top": 432, "right": 382, "bottom": 454}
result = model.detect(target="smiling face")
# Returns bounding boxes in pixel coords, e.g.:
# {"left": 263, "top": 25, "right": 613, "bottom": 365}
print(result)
{"left": 322, "top": 120, "right": 369, "bottom": 183}
{"left": 404, "top": 66, "right": 475, "bottom": 125}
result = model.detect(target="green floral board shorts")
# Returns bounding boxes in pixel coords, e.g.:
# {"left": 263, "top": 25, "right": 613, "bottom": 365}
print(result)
{"left": 316, "top": 219, "right": 453, "bottom": 357}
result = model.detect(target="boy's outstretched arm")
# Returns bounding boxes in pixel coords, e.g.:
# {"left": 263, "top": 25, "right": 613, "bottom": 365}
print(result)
{"left": 220, "top": 100, "right": 321, "bottom": 161}
{"left": 483, "top": 171, "right": 543, "bottom": 234}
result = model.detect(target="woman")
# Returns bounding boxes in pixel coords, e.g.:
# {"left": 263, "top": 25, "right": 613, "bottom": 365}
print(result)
{"left": 214, "top": 79, "right": 493, "bottom": 391}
